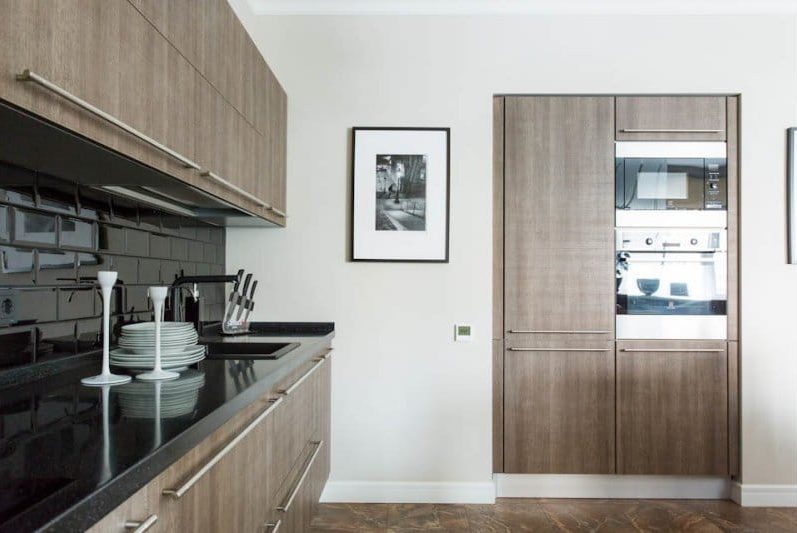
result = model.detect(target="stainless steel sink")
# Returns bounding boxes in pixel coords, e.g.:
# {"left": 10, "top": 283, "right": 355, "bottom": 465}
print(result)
{"left": 203, "top": 341, "right": 299, "bottom": 360}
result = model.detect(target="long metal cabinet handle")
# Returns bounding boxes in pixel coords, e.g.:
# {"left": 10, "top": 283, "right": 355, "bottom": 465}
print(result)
{"left": 278, "top": 354, "right": 328, "bottom": 396}
{"left": 276, "top": 441, "right": 324, "bottom": 512}
{"left": 620, "top": 128, "right": 723, "bottom": 134}
{"left": 162, "top": 397, "right": 284, "bottom": 499}
{"left": 507, "top": 330, "right": 612, "bottom": 334}
{"left": 508, "top": 347, "right": 612, "bottom": 352}
{"left": 124, "top": 515, "right": 158, "bottom": 532}
{"left": 271, "top": 207, "right": 286, "bottom": 218}
{"left": 263, "top": 519, "right": 282, "bottom": 532}
{"left": 16, "top": 69, "right": 201, "bottom": 170}
{"left": 200, "top": 170, "right": 271, "bottom": 209}
{"left": 619, "top": 348, "right": 725, "bottom": 353}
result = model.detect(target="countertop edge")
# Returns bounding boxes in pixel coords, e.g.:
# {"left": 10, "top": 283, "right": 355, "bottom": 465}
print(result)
{"left": 35, "top": 332, "right": 334, "bottom": 533}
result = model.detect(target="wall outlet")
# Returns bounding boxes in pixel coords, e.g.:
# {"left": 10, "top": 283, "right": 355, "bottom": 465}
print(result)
{"left": 454, "top": 324, "right": 472, "bottom": 342}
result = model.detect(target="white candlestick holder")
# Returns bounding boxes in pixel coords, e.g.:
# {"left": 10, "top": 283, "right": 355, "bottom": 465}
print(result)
{"left": 137, "top": 286, "right": 179, "bottom": 382}
{"left": 82, "top": 271, "right": 131, "bottom": 387}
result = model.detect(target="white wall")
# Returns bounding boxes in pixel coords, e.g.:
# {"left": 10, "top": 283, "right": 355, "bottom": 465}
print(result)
{"left": 226, "top": 7, "right": 797, "bottom": 501}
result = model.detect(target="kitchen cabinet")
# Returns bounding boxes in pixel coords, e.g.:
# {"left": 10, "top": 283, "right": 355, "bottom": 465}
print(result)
{"left": 616, "top": 96, "right": 727, "bottom": 141}
{"left": 87, "top": 351, "right": 332, "bottom": 532}
{"left": 500, "top": 96, "right": 615, "bottom": 474}
{"left": 503, "top": 344, "right": 615, "bottom": 473}
{"left": 503, "top": 96, "right": 615, "bottom": 336}
{"left": 1, "top": 0, "right": 287, "bottom": 225}
{"left": 616, "top": 340, "right": 728, "bottom": 475}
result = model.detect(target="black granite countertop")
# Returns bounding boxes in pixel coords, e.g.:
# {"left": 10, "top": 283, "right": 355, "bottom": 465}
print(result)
{"left": 0, "top": 322, "right": 334, "bottom": 533}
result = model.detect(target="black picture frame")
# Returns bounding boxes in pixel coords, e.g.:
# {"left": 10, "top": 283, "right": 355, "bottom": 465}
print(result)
{"left": 350, "top": 127, "right": 450, "bottom": 263}
{"left": 789, "top": 127, "right": 797, "bottom": 264}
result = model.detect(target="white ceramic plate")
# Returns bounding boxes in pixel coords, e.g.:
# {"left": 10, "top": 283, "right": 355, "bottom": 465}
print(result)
{"left": 122, "top": 322, "right": 195, "bottom": 332}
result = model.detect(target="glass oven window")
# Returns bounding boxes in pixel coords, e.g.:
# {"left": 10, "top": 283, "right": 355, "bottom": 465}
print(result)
{"left": 616, "top": 251, "right": 727, "bottom": 315}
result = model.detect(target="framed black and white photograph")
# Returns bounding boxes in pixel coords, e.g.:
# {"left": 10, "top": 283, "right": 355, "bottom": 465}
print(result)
{"left": 789, "top": 127, "right": 797, "bottom": 264}
{"left": 351, "top": 127, "right": 450, "bottom": 262}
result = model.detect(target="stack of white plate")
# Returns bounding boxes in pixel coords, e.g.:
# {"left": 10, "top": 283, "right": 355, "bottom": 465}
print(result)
{"left": 111, "top": 322, "right": 205, "bottom": 372}
{"left": 117, "top": 370, "right": 206, "bottom": 419}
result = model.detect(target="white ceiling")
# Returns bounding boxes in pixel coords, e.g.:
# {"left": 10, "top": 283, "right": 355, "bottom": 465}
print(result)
{"left": 247, "top": 0, "right": 797, "bottom": 15}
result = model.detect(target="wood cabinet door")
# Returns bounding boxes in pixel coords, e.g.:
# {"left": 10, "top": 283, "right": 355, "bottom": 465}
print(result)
{"left": 503, "top": 346, "right": 615, "bottom": 473}
{"left": 616, "top": 340, "right": 728, "bottom": 475}
{"left": 503, "top": 96, "right": 615, "bottom": 335}
{"left": 616, "top": 96, "right": 727, "bottom": 141}
{"left": 86, "top": 484, "right": 151, "bottom": 533}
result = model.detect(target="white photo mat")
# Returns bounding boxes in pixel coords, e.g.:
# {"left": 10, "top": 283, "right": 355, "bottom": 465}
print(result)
{"left": 352, "top": 128, "right": 449, "bottom": 261}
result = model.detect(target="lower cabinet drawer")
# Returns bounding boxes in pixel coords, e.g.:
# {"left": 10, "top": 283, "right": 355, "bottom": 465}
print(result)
{"left": 265, "top": 439, "right": 326, "bottom": 533}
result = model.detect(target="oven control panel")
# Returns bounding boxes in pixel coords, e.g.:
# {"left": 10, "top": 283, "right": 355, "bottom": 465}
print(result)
{"left": 616, "top": 228, "right": 726, "bottom": 252}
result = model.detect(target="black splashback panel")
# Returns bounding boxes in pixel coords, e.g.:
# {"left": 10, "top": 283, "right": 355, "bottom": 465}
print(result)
{"left": 0, "top": 161, "right": 226, "bottom": 371}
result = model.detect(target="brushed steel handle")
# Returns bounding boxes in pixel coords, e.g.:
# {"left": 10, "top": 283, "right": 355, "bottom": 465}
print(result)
{"left": 279, "top": 352, "right": 329, "bottom": 396}
{"left": 508, "top": 347, "right": 612, "bottom": 352}
{"left": 163, "top": 397, "right": 283, "bottom": 499}
{"left": 620, "top": 128, "right": 723, "bottom": 134}
{"left": 270, "top": 207, "right": 286, "bottom": 218}
{"left": 277, "top": 441, "right": 323, "bottom": 512}
{"left": 620, "top": 348, "right": 725, "bottom": 353}
{"left": 263, "top": 519, "right": 282, "bottom": 532}
{"left": 16, "top": 69, "right": 201, "bottom": 170}
{"left": 124, "top": 515, "right": 158, "bottom": 532}
{"left": 508, "top": 330, "right": 612, "bottom": 335}
{"left": 200, "top": 170, "right": 271, "bottom": 209}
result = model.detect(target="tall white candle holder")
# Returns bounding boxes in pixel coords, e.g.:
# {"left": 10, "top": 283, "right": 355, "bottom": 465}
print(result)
{"left": 82, "top": 271, "right": 131, "bottom": 386}
{"left": 137, "top": 286, "right": 179, "bottom": 382}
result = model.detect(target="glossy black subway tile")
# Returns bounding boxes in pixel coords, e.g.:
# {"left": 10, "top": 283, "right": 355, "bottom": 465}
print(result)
{"left": 194, "top": 224, "right": 210, "bottom": 243}
{"left": 178, "top": 218, "right": 197, "bottom": 240}
{"left": 58, "top": 287, "right": 95, "bottom": 321}
{"left": 77, "top": 253, "right": 110, "bottom": 280}
{"left": 76, "top": 317, "right": 102, "bottom": 352}
{"left": 77, "top": 186, "right": 112, "bottom": 221}
{"left": 109, "top": 255, "right": 137, "bottom": 285}
{"left": 37, "top": 175, "right": 77, "bottom": 215}
{"left": 161, "top": 214, "right": 181, "bottom": 236}
{"left": 125, "top": 286, "right": 152, "bottom": 314}
{"left": 98, "top": 224, "right": 125, "bottom": 254}
{"left": 171, "top": 238, "right": 188, "bottom": 261}
{"left": 125, "top": 228, "right": 148, "bottom": 256}
{"left": 179, "top": 262, "right": 196, "bottom": 277}
{"left": 150, "top": 234, "right": 170, "bottom": 259}
{"left": 12, "top": 208, "right": 56, "bottom": 246}
{"left": 36, "top": 250, "right": 76, "bottom": 285}
{"left": 203, "top": 243, "right": 216, "bottom": 264}
{"left": 36, "top": 321, "right": 77, "bottom": 361}
{"left": 60, "top": 217, "right": 96, "bottom": 250}
{"left": 0, "top": 205, "right": 9, "bottom": 242}
{"left": 188, "top": 241, "right": 204, "bottom": 262}
{"left": 11, "top": 287, "right": 58, "bottom": 325}
{"left": 0, "top": 162, "right": 36, "bottom": 207}
{"left": 0, "top": 246, "right": 35, "bottom": 285}
{"left": 161, "top": 260, "right": 180, "bottom": 285}
{"left": 139, "top": 208, "right": 161, "bottom": 232}
{"left": 138, "top": 259, "right": 160, "bottom": 284}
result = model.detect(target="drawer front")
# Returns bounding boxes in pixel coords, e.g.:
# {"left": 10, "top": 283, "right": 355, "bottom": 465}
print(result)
{"left": 616, "top": 96, "right": 727, "bottom": 141}
{"left": 616, "top": 340, "right": 728, "bottom": 475}
{"left": 266, "top": 440, "right": 326, "bottom": 533}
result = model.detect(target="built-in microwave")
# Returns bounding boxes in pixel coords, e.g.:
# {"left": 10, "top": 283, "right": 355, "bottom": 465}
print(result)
{"left": 615, "top": 142, "right": 727, "bottom": 226}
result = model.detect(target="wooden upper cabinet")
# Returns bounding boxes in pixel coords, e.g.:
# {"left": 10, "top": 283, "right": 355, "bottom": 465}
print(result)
{"left": 616, "top": 96, "right": 727, "bottom": 141}
{"left": 503, "top": 346, "right": 615, "bottom": 473}
{"left": 616, "top": 340, "right": 729, "bottom": 476}
{"left": 503, "top": 96, "right": 615, "bottom": 334}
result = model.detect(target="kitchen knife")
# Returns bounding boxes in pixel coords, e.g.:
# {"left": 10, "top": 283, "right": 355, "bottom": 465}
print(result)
{"left": 242, "top": 301, "right": 254, "bottom": 325}
{"left": 237, "top": 279, "right": 257, "bottom": 321}
{"left": 222, "top": 269, "right": 244, "bottom": 324}
{"left": 231, "top": 273, "right": 252, "bottom": 322}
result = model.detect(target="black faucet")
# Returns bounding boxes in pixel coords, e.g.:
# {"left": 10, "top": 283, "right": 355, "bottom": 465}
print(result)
{"left": 168, "top": 273, "right": 240, "bottom": 332}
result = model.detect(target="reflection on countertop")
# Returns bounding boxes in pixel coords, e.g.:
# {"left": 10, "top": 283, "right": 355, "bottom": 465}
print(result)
{"left": 0, "top": 323, "right": 334, "bottom": 533}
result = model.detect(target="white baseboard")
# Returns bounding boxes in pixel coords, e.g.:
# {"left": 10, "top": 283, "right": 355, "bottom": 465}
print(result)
{"left": 320, "top": 481, "right": 496, "bottom": 504}
{"left": 732, "top": 482, "right": 797, "bottom": 507}
{"left": 495, "top": 474, "right": 731, "bottom": 499}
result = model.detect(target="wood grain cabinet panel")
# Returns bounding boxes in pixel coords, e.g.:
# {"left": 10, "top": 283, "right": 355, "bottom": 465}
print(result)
{"left": 504, "top": 346, "right": 615, "bottom": 474}
{"left": 503, "top": 96, "right": 615, "bottom": 335}
{"left": 616, "top": 340, "right": 729, "bottom": 476}
{"left": 86, "top": 484, "right": 150, "bottom": 533}
{"left": 616, "top": 96, "right": 727, "bottom": 141}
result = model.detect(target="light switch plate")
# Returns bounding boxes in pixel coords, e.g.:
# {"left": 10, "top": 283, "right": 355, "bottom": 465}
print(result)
{"left": 454, "top": 324, "right": 472, "bottom": 342}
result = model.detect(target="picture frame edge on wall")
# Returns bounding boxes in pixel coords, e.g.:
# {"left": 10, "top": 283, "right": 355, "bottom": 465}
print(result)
{"left": 788, "top": 127, "right": 797, "bottom": 265}
{"left": 350, "top": 126, "right": 451, "bottom": 263}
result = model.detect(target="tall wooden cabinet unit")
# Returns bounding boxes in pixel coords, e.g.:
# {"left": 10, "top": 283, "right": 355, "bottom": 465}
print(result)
{"left": 0, "top": 0, "right": 287, "bottom": 224}
{"left": 500, "top": 96, "right": 616, "bottom": 474}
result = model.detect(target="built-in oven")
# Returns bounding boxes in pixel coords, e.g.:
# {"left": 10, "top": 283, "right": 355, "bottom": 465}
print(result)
{"left": 615, "top": 142, "right": 727, "bottom": 227}
{"left": 615, "top": 228, "right": 727, "bottom": 339}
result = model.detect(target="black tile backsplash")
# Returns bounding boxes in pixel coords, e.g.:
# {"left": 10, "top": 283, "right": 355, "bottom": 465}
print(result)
{"left": 0, "top": 162, "right": 226, "bottom": 371}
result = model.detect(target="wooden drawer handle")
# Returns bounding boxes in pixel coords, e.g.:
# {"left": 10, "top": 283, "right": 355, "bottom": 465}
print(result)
{"left": 276, "top": 441, "right": 324, "bottom": 512}
{"left": 16, "top": 69, "right": 202, "bottom": 170}
{"left": 508, "top": 347, "right": 612, "bottom": 352}
{"left": 619, "top": 348, "right": 724, "bottom": 353}
{"left": 124, "top": 514, "right": 158, "bottom": 532}
{"left": 278, "top": 353, "right": 329, "bottom": 396}
{"left": 162, "top": 397, "right": 284, "bottom": 499}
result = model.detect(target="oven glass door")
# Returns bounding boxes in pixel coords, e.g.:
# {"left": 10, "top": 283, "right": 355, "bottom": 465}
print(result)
{"left": 617, "top": 158, "right": 705, "bottom": 210}
{"left": 616, "top": 251, "right": 727, "bottom": 315}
